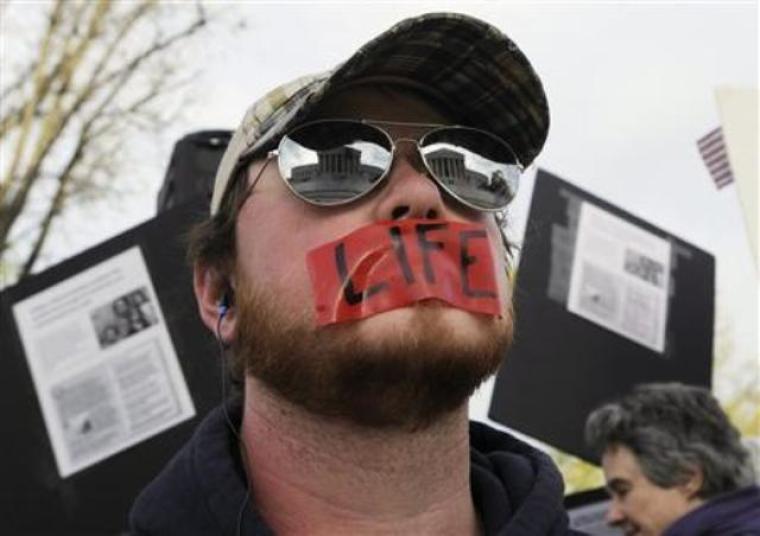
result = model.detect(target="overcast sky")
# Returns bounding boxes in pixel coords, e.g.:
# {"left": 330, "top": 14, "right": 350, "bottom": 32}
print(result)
{"left": 9, "top": 2, "right": 758, "bottom": 421}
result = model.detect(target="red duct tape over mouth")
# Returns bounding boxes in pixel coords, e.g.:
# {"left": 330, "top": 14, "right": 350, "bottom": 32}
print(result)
{"left": 307, "top": 219, "right": 501, "bottom": 325}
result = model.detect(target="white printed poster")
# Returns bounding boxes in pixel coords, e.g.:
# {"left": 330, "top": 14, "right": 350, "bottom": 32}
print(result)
{"left": 12, "top": 246, "right": 195, "bottom": 478}
{"left": 567, "top": 202, "right": 671, "bottom": 353}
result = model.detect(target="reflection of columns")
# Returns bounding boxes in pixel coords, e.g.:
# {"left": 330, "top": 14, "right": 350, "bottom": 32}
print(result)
{"left": 427, "top": 149, "right": 465, "bottom": 181}
{"left": 317, "top": 147, "right": 362, "bottom": 175}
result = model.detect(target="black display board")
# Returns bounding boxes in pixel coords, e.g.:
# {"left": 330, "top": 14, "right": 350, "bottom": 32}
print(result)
{"left": 156, "top": 130, "right": 231, "bottom": 214}
{"left": 489, "top": 170, "right": 714, "bottom": 463}
{"left": 0, "top": 197, "right": 220, "bottom": 534}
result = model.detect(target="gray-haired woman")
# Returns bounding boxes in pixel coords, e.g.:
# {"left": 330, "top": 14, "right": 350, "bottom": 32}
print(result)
{"left": 585, "top": 383, "right": 759, "bottom": 536}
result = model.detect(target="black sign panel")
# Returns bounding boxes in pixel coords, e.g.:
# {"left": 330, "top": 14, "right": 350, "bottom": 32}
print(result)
{"left": 0, "top": 198, "right": 220, "bottom": 534}
{"left": 489, "top": 170, "right": 714, "bottom": 462}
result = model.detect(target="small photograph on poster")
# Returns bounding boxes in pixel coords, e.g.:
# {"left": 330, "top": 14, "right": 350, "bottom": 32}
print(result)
{"left": 12, "top": 246, "right": 195, "bottom": 478}
{"left": 91, "top": 287, "right": 159, "bottom": 349}
{"left": 51, "top": 367, "right": 123, "bottom": 465}
{"left": 623, "top": 248, "right": 666, "bottom": 288}
{"left": 576, "top": 262, "right": 621, "bottom": 320}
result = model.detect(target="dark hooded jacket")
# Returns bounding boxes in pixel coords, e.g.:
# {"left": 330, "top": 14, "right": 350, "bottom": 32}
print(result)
{"left": 663, "top": 485, "right": 760, "bottom": 536}
{"left": 129, "top": 403, "right": 582, "bottom": 535}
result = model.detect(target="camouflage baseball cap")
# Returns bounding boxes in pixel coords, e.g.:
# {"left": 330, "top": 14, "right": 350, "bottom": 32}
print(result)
{"left": 211, "top": 12, "right": 550, "bottom": 215}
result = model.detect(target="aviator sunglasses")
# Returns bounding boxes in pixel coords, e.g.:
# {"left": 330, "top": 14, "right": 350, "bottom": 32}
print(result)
{"left": 245, "top": 119, "right": 524, "bottom": 212}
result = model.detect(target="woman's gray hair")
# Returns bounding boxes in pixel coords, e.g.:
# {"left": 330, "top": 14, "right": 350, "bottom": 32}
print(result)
{"left": 585, "top": 383, "right": 756, "bottom": 499}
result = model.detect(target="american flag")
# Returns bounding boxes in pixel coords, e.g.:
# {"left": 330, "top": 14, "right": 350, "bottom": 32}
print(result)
{"left": 697, "top": 127, "right": 734, "bottom": 189}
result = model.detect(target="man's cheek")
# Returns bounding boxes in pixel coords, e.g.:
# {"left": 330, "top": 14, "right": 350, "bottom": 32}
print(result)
{"left": 238, "top": 244, "right": 313, "bottom": 316}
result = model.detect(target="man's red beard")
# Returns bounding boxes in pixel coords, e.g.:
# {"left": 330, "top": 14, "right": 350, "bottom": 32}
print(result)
{"left": 231, "top": 277, "right": 513, "bottom": 431}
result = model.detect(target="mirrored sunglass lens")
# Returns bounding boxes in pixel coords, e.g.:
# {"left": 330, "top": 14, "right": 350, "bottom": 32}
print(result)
{"left": 278, "top": 121, "right": 392, "bottom": 205}
{"left": 420, "top": 128, "right": 520, "bottom": 210}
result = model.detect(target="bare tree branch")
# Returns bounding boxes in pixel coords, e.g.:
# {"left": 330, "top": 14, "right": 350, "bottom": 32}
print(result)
{"left": 0, "top": 0, "right": 67, "bottom": 202}
{"left": 1, "top": 0, "right": 210, "bottom": 281}
{"left": 0, "top": 0, "right": 112, "bottom": 247}
{"left": 0, "top": 2, "right": 98, "bottom": 137}
{"left": 19, "top": 161, "right": 70, "bottom": 278}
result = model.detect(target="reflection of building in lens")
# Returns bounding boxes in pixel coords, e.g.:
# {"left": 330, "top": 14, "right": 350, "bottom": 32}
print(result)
{"left": 425, "top": 148, "right": 514, "bottom": 205}
{"left": 289, "top": 147, "right": 384, "bottom": 203}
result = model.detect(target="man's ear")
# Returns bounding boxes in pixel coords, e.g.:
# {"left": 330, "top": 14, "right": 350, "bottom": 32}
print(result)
{"left": 193, "top": 263, "right": 236, "bottom": 344}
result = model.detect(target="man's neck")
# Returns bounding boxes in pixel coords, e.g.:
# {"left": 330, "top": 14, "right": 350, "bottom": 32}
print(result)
{"left": 239, "top": 378, "right": 481, "bottom": 536}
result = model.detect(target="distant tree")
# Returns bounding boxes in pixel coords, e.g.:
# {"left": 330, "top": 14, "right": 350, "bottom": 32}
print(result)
{"left": 0, "top": 0, "right": 208, "bottom": 282}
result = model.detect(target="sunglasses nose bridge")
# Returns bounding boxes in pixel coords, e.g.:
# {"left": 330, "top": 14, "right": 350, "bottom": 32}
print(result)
{"left": 375, "top": 140, "right": 447, "bottom": 222}
{"left": 390, "top": 137, "right": 429, "bottom": 177}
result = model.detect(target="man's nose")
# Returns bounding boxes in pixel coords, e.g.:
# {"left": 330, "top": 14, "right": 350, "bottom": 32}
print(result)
{"left": 373, "top": 141, "right": 446, "bottom": 221}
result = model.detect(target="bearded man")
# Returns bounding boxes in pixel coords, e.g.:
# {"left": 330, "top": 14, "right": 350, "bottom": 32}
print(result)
{"left": 130, "top": 13, "right": 580, "bottom": 536}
